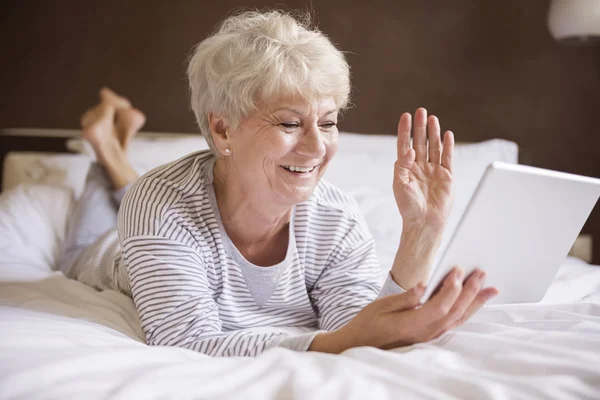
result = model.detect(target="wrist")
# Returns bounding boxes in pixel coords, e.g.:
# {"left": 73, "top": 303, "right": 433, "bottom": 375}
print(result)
{"left": 391, "top": 227, "right": 445, "bottom": 289}
{"left": 308, "top": 329, "right": 354, "bottom": 354}
{"left": 398, "top": 227, "right": 444, "bottom": 260}
{"left": 401, "top": 221, "right": 445, "bottom": 240}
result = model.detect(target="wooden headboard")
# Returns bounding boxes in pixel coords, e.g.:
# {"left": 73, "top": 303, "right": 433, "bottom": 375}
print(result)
{"left": 1, "top": 0, "right": 599, "bottom": 262}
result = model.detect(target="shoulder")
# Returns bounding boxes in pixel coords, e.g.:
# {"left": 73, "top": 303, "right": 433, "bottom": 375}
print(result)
{"left": 299, "top": 179, "right": 370, "bottom": 239}
{"left": 118, "top": 150, "right": 214, "bottom": 238}
{"left": 310, "top": 179, "right": 362, "bottom": 217}
{"left": 297, "top": 180, "right": 377, "bottom": 269}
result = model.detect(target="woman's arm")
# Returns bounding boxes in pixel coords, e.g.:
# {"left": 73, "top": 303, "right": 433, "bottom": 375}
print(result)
{"left": 121, "top": 235, "right": 319, "bottom": 357}
{"left": 389, "top": 108, "right": 454, "bottom": 289}
{"left": 307, "top": 206, "right": 416, "bottom": 331}
{"left": 308, "top": 231, "right": 384, "bottom": 332}
{"left": 118, "top": 174, "right": 319, "bottom": 357}
{"left": 309, "top": 108, "right": 498, "bottom": 353}
{"left": 390, "top": 224, "right": 444, "bottom": 290}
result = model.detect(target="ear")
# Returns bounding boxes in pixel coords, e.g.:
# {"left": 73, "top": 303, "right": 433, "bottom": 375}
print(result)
{"left": 208, "top": 113, "right": 231, "bottom": 156}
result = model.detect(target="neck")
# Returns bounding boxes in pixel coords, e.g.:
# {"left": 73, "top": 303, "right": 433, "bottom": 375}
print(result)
{"left": 212, "top": 157, "right": 292, "bottom": 247}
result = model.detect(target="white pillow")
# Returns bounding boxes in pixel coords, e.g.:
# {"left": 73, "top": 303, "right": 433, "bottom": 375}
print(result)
{"left": 4, "top": 132, "right": 517, "bottom": 279}
{"left": 2, "top": 152, "right": 91, "bottom": 199}
{"left": 67, "top": 134, "right": 209, "bottom": 176}
{"left": 324, "top": 132, "right": 518, "bottom": 277}
{"left": 126, "top": 135, "right": 209, "bottom": 174}
{"left": 0, "top": 184, "right": 73, "bottom": 279}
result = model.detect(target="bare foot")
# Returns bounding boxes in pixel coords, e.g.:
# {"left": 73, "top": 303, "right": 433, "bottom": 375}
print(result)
{"left": 81, "top": 103, "right": 119, "bottom": 155}
{"left": 116, "top": 107, "right": 146, "bottom": 150}
{"left": 80, "top": 102, "right": 119, "bottom": 162}
{"left": 80, "top": 102, "right": 138, "bottom": 189}
{"left": 99, "top": 87, "right": 131, "bottom": 109}
{"left": 98, "top": 87, "right": 145, "bottom": 150}
{"left": 80, "top": 89, "right": 141, "bottom": 190}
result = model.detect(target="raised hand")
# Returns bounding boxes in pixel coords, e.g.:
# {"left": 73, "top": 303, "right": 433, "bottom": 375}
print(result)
{"left": 394, "top": 108, "right": 454, "bottom": 229}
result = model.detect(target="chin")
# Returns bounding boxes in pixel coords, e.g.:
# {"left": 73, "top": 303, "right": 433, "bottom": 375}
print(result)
{"left": 278, "top": 183, "right": 317, "bottom": 206}
{"left": 274, "top": 164, "right": 327, "bottom": 204}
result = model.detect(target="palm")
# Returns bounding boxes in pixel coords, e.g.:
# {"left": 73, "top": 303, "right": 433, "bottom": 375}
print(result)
{"left": 393, "top": 109, "right": 454, "bottom": 228}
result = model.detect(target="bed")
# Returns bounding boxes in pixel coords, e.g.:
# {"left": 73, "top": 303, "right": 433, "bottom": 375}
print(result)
{"left": 1, "top": 131, "right": 599, "bottom": 400}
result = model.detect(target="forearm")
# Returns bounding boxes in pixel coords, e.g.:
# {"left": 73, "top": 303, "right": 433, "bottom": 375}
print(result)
{"left": 179, "top": 329, "right": 320, "bottom": 357}
{"left": 390, "top": 224, "right": 445, "bottom": 289}
{"left": 309, "top": 330, "right": 352, "bottom": 354}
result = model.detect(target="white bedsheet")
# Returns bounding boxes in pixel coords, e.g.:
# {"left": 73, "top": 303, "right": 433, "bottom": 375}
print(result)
{"left": 1, "top": 257, "right": 599, "bottom": 399}
{"left": 0, "top": 170, "right": 598, "bottom": 398}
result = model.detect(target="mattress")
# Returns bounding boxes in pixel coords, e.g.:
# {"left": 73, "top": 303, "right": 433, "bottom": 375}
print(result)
{"left": 1, "top": 134, "right": 599, "bottom": 399}
{"left": 2, "top": 255, "right": 599, "bottom": 399}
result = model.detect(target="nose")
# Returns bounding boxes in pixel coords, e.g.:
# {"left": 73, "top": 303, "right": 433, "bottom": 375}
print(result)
{"left": 296, "top": 125, "right": 326, "bottom": 159}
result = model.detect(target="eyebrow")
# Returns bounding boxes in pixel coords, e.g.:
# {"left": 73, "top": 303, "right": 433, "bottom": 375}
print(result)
{"left": 273, "top": 107, "right": 338, "bottom": 117}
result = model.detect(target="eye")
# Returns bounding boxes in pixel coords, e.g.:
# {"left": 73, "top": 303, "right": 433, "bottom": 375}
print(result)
{"left": 280, "top": 122, "right": 300, "bottom": 129}
{"left": 320, "top": 122, "right": 337, "bottom": 129}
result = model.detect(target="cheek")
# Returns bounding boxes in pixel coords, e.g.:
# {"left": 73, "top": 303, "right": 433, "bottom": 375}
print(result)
{"left": 240, "top": 129, "right": 289, "bottom": 164}
{"left": 264, "top": 134, "right": 299, "bottom": 163}
{"left": 325, "top": 134, "right": 339, "bottom": 160}
{"left": 252, "top": 132, "right": 296, "bottom": 176}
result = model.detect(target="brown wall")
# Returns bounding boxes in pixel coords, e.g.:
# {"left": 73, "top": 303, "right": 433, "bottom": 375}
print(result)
{"left": 2, "top": 0, "right": 600, "bottom": 262}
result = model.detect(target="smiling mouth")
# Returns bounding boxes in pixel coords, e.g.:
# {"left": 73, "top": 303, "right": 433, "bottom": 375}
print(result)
{"left": 281, "top": 165, "right": 318, "bottom": 174}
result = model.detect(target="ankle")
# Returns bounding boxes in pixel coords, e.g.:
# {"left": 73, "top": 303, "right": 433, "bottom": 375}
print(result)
{"left": 102, "top": 154, "right": 138, "bottom": 190}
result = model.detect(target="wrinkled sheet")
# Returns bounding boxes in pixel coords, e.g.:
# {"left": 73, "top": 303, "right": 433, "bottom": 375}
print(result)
{"left": 1, "top": 258, "right": 599, "bottom": 400}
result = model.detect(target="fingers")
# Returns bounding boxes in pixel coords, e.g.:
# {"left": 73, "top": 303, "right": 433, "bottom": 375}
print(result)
{"left": 420, "top": 267, "right": 464, "bottom": 321}
{"left": 441, "top": 130, "right": 454, "bottom": 173}
{"left": 413, "top": 108, "right": 428, "bottom": 162}
{"left": 429, "top": 269, "right": 484, "bottom": 335}
{"left": 381, "top": 283, "right": 426, "bottom": 312}
{"left": 397, "top": 113, "right": 412, "bottom": 161}
{"left": 451, "top": 286, "right": 499, "bottom": 329}
{"left": 427, "top": 116, "right": 441, "bottom": 164}
{"left": 409, "top": 267, "right": 499, "bottom": 344}
{"left": 400, "top": 107, "right": 453, "bottom": 170}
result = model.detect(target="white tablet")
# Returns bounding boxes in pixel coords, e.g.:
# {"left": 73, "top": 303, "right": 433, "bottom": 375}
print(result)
{"left": 423, "top": 162, "right": 600, "bottom": 305}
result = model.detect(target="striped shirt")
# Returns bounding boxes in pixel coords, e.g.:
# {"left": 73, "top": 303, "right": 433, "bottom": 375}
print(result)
{"left": 116, "top": 150, "right": 404, "bottom": 357}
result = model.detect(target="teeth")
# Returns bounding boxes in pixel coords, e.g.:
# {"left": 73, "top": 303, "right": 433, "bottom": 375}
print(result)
{"left": 284, "top": 165, "right": 315, "bottom": 173}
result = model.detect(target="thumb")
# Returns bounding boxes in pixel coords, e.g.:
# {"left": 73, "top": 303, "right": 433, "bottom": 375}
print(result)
{"left": 381, "top": 283, "right": 425, "bottom": 311}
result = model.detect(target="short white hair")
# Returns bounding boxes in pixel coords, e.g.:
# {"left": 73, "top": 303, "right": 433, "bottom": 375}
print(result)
{"left": 187, "top": 10, "right": 351, "bottom": 152}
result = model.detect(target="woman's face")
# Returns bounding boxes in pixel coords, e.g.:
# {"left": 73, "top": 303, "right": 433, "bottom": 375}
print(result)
{"left": 227, "top": 96, "right": 339, "bottom": 207}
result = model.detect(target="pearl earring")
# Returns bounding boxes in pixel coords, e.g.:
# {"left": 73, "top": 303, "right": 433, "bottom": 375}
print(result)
{"left": 224, "top": 148, "right": 231, "bottom": 155}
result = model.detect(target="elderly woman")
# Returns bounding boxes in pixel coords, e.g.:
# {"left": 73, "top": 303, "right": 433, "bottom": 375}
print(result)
{"left": 60, "top": 10, "right": 498, "bottom": 357}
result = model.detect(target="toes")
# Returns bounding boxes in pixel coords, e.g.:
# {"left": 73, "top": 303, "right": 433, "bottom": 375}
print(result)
{"left": 99, "top": 87, "right": 131, "bottom": 109}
